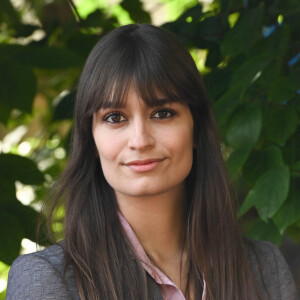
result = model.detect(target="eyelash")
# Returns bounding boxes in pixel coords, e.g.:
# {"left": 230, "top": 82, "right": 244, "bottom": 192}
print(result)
{"left": 103, "top": 112, "right": 126, "bottom": 123}
{"left": 103, "top": 109, "right": 176, "bottom": 124}
{"left": 152, "top": 109, "right": 176, "bottom": 119}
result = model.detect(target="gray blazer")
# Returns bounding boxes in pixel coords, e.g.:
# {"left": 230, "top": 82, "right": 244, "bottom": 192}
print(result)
{"left": 6, "top": 240, "right": 298, "bottom": 300}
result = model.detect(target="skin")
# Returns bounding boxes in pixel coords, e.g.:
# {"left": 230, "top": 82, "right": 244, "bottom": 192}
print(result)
{"left": 92, "top": 85, "right": 194, "bottom": 294}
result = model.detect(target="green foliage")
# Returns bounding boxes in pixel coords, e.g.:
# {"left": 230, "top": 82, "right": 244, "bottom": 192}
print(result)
{"left": 0, "top": 62, "right": 36, "bottom": 122}
{"left": 240, "top": 166, "right": 290, "bottom": 221}
{"left": 120, "top": 0, "right": 151, "bottom": 23}
{"left": 221, "top": 2, "right": 265, "bottom": 56}
{"left": 0, "top": 154, "right": 44, "bottom": 185}
{"left": 0, "top": 154, "right": 48, "bottom": 264}
{"left": 225, "top": 101, "right": 262, "bottom": 149}
{"left": 0, "top": 261, "right": 9, "bottom": 299}
{"left": 264, "top": 105, "right": 298, "bottom": 145}
{"left": 0, "top": 0, "right": 299, "bottom": 284}
{"left": 164, "top": 0, "right": 300, "bottom": 243}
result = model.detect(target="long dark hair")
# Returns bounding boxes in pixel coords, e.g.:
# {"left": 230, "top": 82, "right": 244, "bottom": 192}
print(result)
{"left": 48, "top": 24, "right": 262, "bottom": 299}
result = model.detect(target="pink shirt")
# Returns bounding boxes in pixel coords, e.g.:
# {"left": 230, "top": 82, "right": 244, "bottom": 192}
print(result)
{"left": 118, "top": 212, "right": 206, "bottom": 300}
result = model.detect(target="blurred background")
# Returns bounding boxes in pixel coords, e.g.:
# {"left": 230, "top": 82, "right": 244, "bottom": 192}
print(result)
{"left": 0, "top": 0, "right": 299, "bottom": 298}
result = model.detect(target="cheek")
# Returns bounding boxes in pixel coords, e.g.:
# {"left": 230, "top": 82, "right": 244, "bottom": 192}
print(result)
{"left": 93, "top": 129, "right": 120, "bottom": 162}
{"left": 161, "top": 124, "right": 194, "bottom": 178}
{"left": 168, "top": 124, "right": 194, "bottom": 155}
{"left": 93, "top": 133, "right": 121, "bottom": 186}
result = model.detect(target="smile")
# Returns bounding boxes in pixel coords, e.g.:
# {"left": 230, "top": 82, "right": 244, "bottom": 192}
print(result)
{"left": 124, "top": 158, "right": 165, "bottom": 172}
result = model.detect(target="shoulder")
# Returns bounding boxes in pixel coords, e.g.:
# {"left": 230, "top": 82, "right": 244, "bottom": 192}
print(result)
{"left": 244, "top": 239, "right": 298, "bottom": 300}
{"left": 6, "top": 243, "right": 80, "bottom": 300}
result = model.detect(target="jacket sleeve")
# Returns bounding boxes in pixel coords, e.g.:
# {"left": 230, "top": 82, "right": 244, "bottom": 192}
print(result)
{"left": 6, "top": 253, "right": 72, "bottom": 300}
{"left": 247, "top": 240, "right": 299, "bottom": 300}
{"left": 267, "top": 242, "right": 299, "bottom": 300}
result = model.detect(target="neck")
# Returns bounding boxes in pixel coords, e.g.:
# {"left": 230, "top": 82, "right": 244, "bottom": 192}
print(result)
{"left": 116, "top": 184, "right": 187, "bottom": 263}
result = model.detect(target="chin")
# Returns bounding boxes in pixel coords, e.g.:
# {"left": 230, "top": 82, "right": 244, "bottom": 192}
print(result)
{"left": 116, "top": 183, "right": 167, "bottom": 198}
{"left": 124, "top": 188, "right": 164, "bottom": 198}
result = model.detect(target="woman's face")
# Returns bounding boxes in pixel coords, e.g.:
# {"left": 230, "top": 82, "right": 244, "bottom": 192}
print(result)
{"left": 92, "top": 85, "right": 194, "bottom": 201}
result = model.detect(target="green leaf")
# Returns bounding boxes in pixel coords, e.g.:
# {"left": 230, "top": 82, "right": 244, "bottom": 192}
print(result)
{"left": 0, "top": 44, "right": 23, "bottom": 64}
{"left": 268, "top": 77, "right": 297, "bottom": 103}
{"left": 0, "top": 154, "right": 44, "bottom": 185}
{"left": 256, "top": 60, "right": 281, "bottom": 89}
{"left": 221, "top": 2, "right": 264, "bottom": 56}
{"left": 293, "top": 94, "right": 300, "bottom": 114}
{"left": 120, "top": 0, "right": 151, "bottom": 23}
{"left": 0, "top": 102, "right": 12, "bottom": 124}
{"left": 2, "top": 201, "right": 49, "bottom": 245}
{"left": 0, "top": 44, "right": 83, "bottom": 69}
{"left": 226, "top": 146, "right": 251, "bottom": 179}
{"left": 0, "top": 179, "right": 16, "bottom": 203}
{"left": 52, "top": 90, "right": 75, "bottom": 121}
{"left": 286, "top": 221, "right": 300, "bottom": 243}
{"left": 250, "top": 25, "right": 290, "bottom": 59}
{"left": 0, "top": 290, "right": 6, "bottom": 300}
{"left": 282, "top": 126, "right": 300, "bottom": 166}
{"left": 206, "top": 46, "right": 221, "bottom": 68}
{"left": 243, "top": 146, "right": 285, "bottom": 185}
{"left": 13, "top": 24, "right": 40, "bottom": 38}
{"left": 81, "top": 9, "right": 107, "bottom": 27}
{"left": 226, "top": 101, "right": 262, "bottom": 149}
{"left": 230, "top": 55, "right": 271, "bottom": 92}
{"left": 14, "top": 46, "right": 83, "bottom": 69}
{"left": 161, "top": 21, "right": 192, "bottom": 47}
{"left": 291, "top": 160, "right": 300, "bottom": 177}
{"left": 203, "top": 68, "right": 232, "bottom": 100}
{"left": 273, "top": 185, "right": 300, "bottom": 234}
{"left": 66, "top": 31, "right": 99, "bottom": 58}
{"left": 194, "top": 16, "right": 223, "bottom": 45}
{"left": 264, "top": 105, "right": 299, "bottom": 146}
{"left": 213, "top": 87, "right": 240, "bottom": 129}
{"left": 275, "top": 0, "right": 300, "bottom": 18}
{"left": 247, "top": 218, "right": 283, "bottom": 245}
{"left": 238, "top": 188, "right": 256, "bottom": 218}
{"left": 0, "top": 209, "right": 23, "bottom": 264}
{"left": 80, "top": 9, "right": 117, "bottom": 32}
{"left": 219, "top": 0, "right": 230, "bottom": 12}
{"left": 0, "top": 200, "right": 50, "bottom": 263}
{"left": 289, "top": 67, "right": 300, "bottom": 89}
{"left": 0, "top": 0, "right": 19, "bottom": 24}
{"left": 177, "top": 4, "right": 203, "bottom": 22}
{"left": 243, "top": 166, "right": 290, "bottom": 221}
{"left": 0, "top": 62, "right": 36, "bottom": 112}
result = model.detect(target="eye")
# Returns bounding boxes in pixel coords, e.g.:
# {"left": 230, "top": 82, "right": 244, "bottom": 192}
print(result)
{"left": 152, "top": 109, "right": 175, "bottom": 119}
{"left": 103, "top": 112, "right": 126, "bottom": 123}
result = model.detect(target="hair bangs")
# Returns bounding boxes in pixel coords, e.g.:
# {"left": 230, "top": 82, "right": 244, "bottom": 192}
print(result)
{"left": 86, "top": 59, "right": 190, "bottom": 116}
{"left": 131, "top": 68, "right": 189, "bottom": 108}
{"left": 84, "top": 51, "right": 135, "bottom": 116}
{"left": 82, "top": 25, "right": 198, "bottom": 116}
{"left": 130, "top": 34, "right": 195, "bottom": 108}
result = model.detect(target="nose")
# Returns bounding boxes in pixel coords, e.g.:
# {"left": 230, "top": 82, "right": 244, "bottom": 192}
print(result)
{"left": 127, "top": 118, "right": 155, "bottom": 151}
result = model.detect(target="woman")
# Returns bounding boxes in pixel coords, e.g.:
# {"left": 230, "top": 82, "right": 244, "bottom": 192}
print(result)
{"left": 6, "top": 24, "right": 297, "bottom": 300}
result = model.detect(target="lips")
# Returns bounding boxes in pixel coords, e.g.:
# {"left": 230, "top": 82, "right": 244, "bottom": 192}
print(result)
{"left": 124, "top": 158, "right": 165, "bottom": 172}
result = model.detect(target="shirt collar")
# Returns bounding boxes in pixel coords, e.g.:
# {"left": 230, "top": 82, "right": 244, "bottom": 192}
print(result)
{"left": 117, "top": 211, "right": 207, "bottom": 299}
